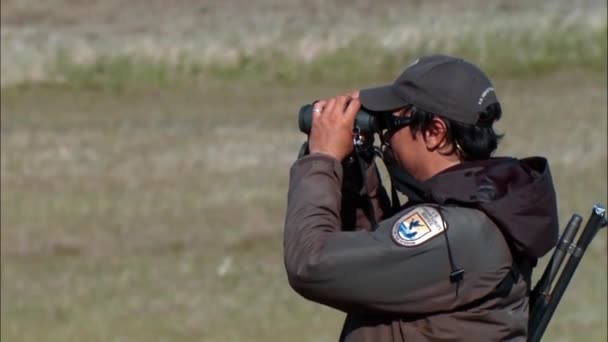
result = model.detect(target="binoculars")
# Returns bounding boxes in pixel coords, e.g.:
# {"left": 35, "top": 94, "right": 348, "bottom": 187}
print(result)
{"left": 298, "top": 104, "right": 383, "bottom": 135}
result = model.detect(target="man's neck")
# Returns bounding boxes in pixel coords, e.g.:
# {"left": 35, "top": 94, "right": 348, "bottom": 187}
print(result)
{"left": 418, "top": 155, "right": 462, "bottom": 182}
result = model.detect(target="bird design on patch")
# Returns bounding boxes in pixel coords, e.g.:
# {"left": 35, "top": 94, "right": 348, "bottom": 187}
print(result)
{"left": 391, "top": 206, "right": 445, "bottom": 247}
{"left": 398, "top": 219, "right": 422, "bottom": 240}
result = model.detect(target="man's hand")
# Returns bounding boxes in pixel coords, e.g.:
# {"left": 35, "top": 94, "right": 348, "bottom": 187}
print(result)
{"left": 309, "top": 93, "right": 361, "bottom": 161}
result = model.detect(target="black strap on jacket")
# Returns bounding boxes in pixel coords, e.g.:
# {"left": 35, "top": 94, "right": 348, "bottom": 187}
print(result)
{"left": 354, "top": 143, "right": 377, "bottom": 227}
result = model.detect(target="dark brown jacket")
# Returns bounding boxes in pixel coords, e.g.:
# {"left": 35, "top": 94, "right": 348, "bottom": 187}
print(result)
{"left": 284, "top": 153, "right": 558, "bottom": 342}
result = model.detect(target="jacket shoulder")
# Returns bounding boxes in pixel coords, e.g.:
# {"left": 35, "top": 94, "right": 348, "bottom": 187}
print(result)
{"left": 389, "top": 204, "right": 513, "bottom": 273}
{"left": 440, "top": 205, "right": 513, "bottom": 271}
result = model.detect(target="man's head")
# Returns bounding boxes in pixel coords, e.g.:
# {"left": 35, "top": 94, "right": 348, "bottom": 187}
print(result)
{"left": 359, "top": 54, "right": 503, "bottom": 181}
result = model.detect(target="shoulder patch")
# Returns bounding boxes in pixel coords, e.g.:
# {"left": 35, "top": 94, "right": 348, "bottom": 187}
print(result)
{"left": 391, "top": 206, "right": 446, "bottom": 247}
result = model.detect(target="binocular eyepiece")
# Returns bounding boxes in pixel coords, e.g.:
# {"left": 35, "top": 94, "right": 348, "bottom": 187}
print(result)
{"left": 298, "top": 104, "right": 382, "bottom": 135}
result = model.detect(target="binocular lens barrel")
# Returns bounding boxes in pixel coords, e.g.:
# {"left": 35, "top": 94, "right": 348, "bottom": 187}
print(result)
{"left": 298, "top": 104, "right": 379, "bottom": 135}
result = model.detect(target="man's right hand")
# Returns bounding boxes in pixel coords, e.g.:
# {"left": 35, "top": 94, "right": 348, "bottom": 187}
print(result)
{"left": 308, "top": 92, "right": 361, "bottom": 161}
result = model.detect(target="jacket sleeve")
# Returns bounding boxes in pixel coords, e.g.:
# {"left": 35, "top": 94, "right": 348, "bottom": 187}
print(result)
{"left": 283, "top": 154, "right": 514, "bottom": 315}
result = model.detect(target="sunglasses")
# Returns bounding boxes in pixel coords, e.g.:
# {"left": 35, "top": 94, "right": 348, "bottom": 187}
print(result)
{"left": 384, "top": 114, "right": 413, "bottom": 132}
{"left": 378, "top": 105, "right": 414, "bottom": 133}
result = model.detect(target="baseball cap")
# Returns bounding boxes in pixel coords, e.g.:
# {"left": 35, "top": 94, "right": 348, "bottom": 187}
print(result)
{"left": 359, "top": 54, "right": 499, "bottom": 126}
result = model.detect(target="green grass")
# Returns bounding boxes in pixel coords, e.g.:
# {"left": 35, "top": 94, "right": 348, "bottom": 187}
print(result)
{"left": 51, "top": 53, "right": 203, "bottom": 91}
{"left": 38, "top": 17, "right": 608, "bottom": 89}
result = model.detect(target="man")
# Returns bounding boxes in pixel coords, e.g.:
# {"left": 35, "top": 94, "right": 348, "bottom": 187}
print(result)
{"left": 283, "top": 54, "right": 559, "bottom": 341}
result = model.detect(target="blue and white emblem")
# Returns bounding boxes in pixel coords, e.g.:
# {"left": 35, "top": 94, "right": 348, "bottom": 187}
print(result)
{"left": 391, "top": 206, "right": 446, "bottom": 247}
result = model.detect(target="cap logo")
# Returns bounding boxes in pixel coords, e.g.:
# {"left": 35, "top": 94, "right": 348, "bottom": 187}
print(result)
{"left": 408, "top": 58, "right": 420, "bottom": 68}
{"left": 478, "top": 87, "right": 495, "bottom": 106}
{"left": 399, "top": 58, "right": 420, "bottom": 76}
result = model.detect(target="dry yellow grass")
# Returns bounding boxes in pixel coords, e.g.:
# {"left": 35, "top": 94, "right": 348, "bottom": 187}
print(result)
{"left": 1, "top": 1, "right": 606, "bottom": 341}
{"left": 2, "top": 71, "right": 606, "bottom": 342}
{"left": 1, "top": 0, "right": 606, "bottom": 86}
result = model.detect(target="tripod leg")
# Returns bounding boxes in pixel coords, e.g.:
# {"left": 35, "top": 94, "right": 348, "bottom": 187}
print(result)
{"left": 528, "top": 205, "right": 607, "bottom": 342}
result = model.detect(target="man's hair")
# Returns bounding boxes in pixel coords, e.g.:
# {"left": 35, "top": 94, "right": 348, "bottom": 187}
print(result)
{"left": 408, "top": 103, "right": 504, "bottom": 160}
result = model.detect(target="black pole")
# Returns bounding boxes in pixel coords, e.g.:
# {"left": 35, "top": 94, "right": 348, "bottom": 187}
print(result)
{"left": 528, "top": 214, "right": 583, "bottom": 332}
{"left": 529, "top": 205, "right": 607, "bottom": 342}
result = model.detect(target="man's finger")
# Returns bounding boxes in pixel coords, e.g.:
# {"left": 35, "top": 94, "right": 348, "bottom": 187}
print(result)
{"left": 314, "top": 99, "right": 328, "bottom": 111}
{"left": 335, "top": 95, "right": 351, "bottom": 114}
{"left": 324, "top": 97, "right": 337, "bottom": 117}
{"left": 344, "top": 97, "right": 360, "bottom": 123}
{"left": 312, "top": 106, "right": 322, "bottom": 121}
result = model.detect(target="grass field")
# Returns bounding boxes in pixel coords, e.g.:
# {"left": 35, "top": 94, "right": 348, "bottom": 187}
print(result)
{"left": 1, "top": 1, "right": 607, "bottom": 341}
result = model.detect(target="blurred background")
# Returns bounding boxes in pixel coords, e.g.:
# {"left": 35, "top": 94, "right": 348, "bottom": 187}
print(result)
{"left": 1, "top": 0, "right": 606, "bottom": 341}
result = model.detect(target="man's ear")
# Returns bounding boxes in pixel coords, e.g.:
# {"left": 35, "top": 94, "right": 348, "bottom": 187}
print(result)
{"left": 424, "top": 117, "right": 449, "bottom": 151}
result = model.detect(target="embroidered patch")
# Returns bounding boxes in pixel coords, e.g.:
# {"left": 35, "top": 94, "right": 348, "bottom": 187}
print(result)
{"left": 391, "top": 206, "right": 446, "bottom": 247}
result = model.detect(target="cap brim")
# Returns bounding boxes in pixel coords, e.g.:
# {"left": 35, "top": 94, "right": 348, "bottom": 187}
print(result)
{"left": 359, "top": 85, "right": 408, "bottom": 112}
